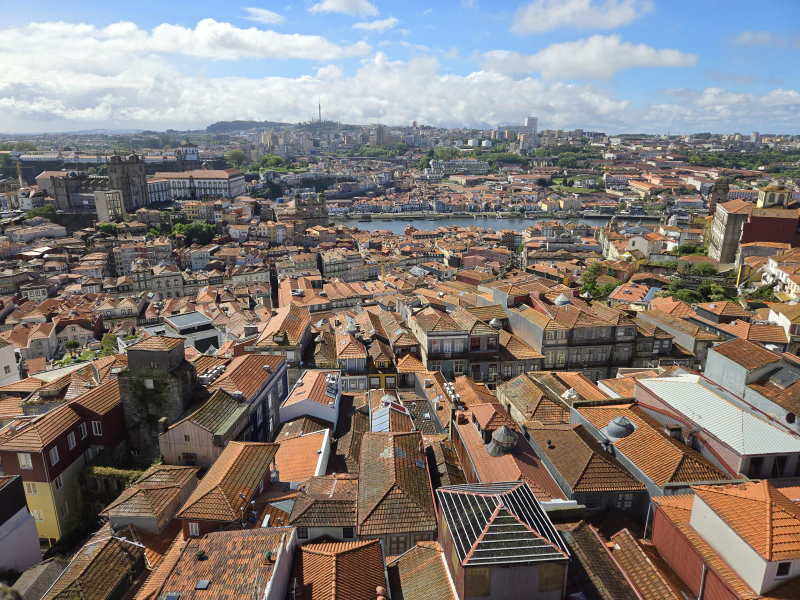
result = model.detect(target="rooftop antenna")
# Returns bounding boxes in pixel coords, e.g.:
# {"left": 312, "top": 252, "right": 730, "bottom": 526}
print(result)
{"left": 318, "top": 98, "right": 322, "bottom": 124}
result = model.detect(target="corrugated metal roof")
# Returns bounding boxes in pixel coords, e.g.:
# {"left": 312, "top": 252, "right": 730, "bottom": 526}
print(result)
{"left": 639, "top": 375, "right": 800, "bottom": 455}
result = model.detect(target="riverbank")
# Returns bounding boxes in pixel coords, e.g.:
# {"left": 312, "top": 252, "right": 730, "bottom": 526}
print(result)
{"left": 330, "top": 210, "right": 663, "bottom": 223}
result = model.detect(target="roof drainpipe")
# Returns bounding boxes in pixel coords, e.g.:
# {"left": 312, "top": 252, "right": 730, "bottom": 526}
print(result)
{"left": 698, "top": 563, "right": 707, "bottom": 600}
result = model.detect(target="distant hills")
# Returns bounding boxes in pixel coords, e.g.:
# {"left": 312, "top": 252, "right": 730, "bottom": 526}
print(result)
{"left": 206, "top": 120, "right": 291, "bottom": 133}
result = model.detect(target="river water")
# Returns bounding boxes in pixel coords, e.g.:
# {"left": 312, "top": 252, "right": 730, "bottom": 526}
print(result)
{"left": 347, "top": 215, "right": 614, "bottom": 234}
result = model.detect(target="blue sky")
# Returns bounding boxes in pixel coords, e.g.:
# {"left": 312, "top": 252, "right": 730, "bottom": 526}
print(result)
{"left": 0, "top": 0, "right": 798, "bottom": 133}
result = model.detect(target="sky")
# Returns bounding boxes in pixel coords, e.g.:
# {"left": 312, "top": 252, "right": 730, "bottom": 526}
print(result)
{"left": 0, "top": 0, "right": 798, "bottom": 134}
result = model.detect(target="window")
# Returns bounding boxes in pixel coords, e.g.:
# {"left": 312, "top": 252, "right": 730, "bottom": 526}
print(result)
{"left": 184, "top": 434, "right": 191, "bottom": 443}
{"left": 24, "top": 482, "right": 38, "bottom": 495}
{"left": 771, "top": 456, "right": 788, "bottom": 478}
{"left": 431, "top": 341, "right": 440, "bottom": 353}
{"left": 455, "top": 340, "right": 464, "bottom": 352}
{"left": 60, "top": 501, "right": 69, "bottom": 518}
{"left": 776, "top": 562, "right": 792, "bottom": 579}
{"left": 556, "top": 351, "right": 566, "bottom": 365}
{"left": 470, "top": 338, "right": 481, "bottom": 351}
{"left": 389, "top": 536, "right": 407, "bottom": 556}
{"left": 747, "top": 457, "right": 764, "bottom": 479}
{"left": 54, "top": 475, "right": 63, "bottom": 491}
{"left": 257, "top": 405, "right": 263, "bottom": 424}
{"left": 92, "top": 421, "right": 103, "bottom": 436}
{"left": 18, "top": 453, "right": 33, "bottom": 470}
{"left": 297, "top": 527, "right": 308, "bottom": 539}
{"left": 538, "top": 563, "right": 565, "bottom": 592}
{"left": 342, "top": 527, "right": 355, "bottom": 539}
{"left": 3, "top": 365, "right": 10, "bottom": 374}
{"left": 32, "top": 510, "right": 44, "bottom": 522}
{"left": 454, "top": 361, "right": 464, "bottom": 376}
{"left": 617, "top": 493, "right": 634, "bottom": 510}
{"left": 49, "top": 447, "right": 59, "bottom": 466}
{"left": 188, "top": 522, "right": 200, "bottom": 537}
{"left": 67, "top": 432, "right": 76, "bottom": 450}
{"left": 465, "top": 568, "right": 492, "bottom": 597}
{"left": 584, "top": 494, "right": 600, "bottom": 509}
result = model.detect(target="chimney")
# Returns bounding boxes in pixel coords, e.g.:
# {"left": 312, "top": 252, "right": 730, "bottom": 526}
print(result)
{"left": 158, "top": 416, "right": 169, "bottom": 433}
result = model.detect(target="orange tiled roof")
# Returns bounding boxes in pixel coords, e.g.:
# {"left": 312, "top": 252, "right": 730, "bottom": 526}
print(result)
{"left": 577, "top": 404, "right": 729, "bottom": 487}
{"left": 652, "top": 494, "right": 758, "bottom": 599}
{"left": 710, "top": 338, "right": 781, "bottom": 371}
{"left": 693, "top": 480, "right": 800, "bottom": 561}
{"left": 357, "top": 431, "right": 437, "bottom": 536}
{"left": 129, "top": 336, "right": 184, "bottom": 352}
{"left": 610, "top": 528, "right": 693, "bottom": 600}
{"left": 288, "top": 539, "right": 388, "bottom": 600}
{"left": 387, "top": 542, "right": 456, "bottom": 600}
{"left": 274, "top": 430, "right": 328, "bottom": 484}
{"left": 176, "top": 441, "right": 278, "bottom": 522}
{"left": 529, "top": 425, "right": 645, "bottom": 493}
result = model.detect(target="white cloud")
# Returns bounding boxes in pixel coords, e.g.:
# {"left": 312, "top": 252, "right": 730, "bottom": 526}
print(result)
{"left": 0, "top": 20, "right": 796, "bottom": 134}
{"left": 0, "top": 19, "right": 370, "bottom": 62}
{"left": 733, "top": 31, "right": 771, "bottom": 46}
{"left": 242, "top": 7, "right": 286, "bottom": 24}
{"left": 511, "top": 0, "right": 653, "bottom": 34}
{"left": 316, "top": 64, "right": 344, "bottom": 79}
{"left": 419, "top": 9, "right": 433, "bottom": 16}
{"left": 308, "top": 0, "right": 378, "bottom": 17}
{"left": 733, "top": 30, "right": 800, "bottom": 48}
{"left": 481, "top": 35, "right": 696, "bottom": 80}
{"left": 353, "top": 17, "right": 399, "bottom": 33}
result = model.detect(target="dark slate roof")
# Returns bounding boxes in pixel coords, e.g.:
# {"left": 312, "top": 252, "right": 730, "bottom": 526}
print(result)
{"left": 436, "top": 482, "right": 569, "bottom": 567}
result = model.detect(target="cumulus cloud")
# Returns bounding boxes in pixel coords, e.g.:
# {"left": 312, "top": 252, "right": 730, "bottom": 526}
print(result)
{"left": 308, "top": 0, "right": 378, "bottom": 17}
{"left": 0, "top": 20, "right": 796, "bottom": 134}
{"left": 512, "top": 0, "right": 653, "bottom": 34}
{"left": 481, "top": 35, "right": 696, "bottom": 80}
{"left": 242, "top": 7, "right": 286, "bottom": 24}
{"left": 353, "top": 17, "right": 399, "bottom": 33}
{"left": 0, "top": 19, "right": 370, "bottom": 63}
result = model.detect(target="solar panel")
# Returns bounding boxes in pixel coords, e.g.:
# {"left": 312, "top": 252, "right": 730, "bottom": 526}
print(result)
{"left": 769, "top": 369, "right": 800, "bottom": 390}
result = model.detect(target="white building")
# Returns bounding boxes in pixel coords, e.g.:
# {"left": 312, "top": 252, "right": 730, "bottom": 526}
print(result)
{"left": 153, "top": 168, "right": 246, "bottom": 200}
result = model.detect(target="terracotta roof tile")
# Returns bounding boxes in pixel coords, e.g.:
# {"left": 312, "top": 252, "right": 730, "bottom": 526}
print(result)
{"left": 357, "top": 431, "right": 437, "bottom": 536}
{"left": 209, "top": 354, "right": 285, "bottom": 400}
{"left": 274, "top": 430, "right": 328, "bottom": 484}
{"left": 289, "top": 474, "right": 358, "bottom": 528}
{"left": 176, "top": 441, "right": 278, "bottom": 522}
{"left": 693, "top": 480, "right": 800, "bottom": 561}
{"left": 139, "top": 527, "right": 289, "bottom": 600}
{"left": 288, "top": 539, "right": 388, "bottom": 600}
{"left": 129, "top": 336, "right": 184, "bottom": 352}
{"left": 577, "top": 404, "right": 728, "bottom": 487}
{"left": 529, "top": 425, "right": 645, "bottom": 493}
{"left": 710, "top": 338, "right": 781, "bottom": 371}
{"left": 387, "top": 542, "right": 456, "bottom": 600}
{"left": 610, "top": 528, "right": 692, "bottom": 600}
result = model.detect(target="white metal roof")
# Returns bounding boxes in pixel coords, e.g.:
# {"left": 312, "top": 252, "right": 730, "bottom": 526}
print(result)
{"left": 639, "top": 374, "right": 800, "bottom": 456}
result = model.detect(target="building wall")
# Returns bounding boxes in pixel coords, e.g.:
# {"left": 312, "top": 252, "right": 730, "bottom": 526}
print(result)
{"left": 651, "top": 505, "right": 741, "bottom": 600}
{"left": 159, "top": 422, "right": 225, "bottom": 469}
{"left": 0, "top": 506, "right": 42, "bottom": 572}
{"left": 0, "top": 343, "right": 19, "bottom": 387}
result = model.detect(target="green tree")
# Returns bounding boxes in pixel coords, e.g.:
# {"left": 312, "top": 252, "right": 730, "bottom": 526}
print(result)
{"left": 260, "top": 155, "right": 283, "bottom": 169}
{"left": 99, "top": 334, "right": 118, "bottom": 357}
{"left": 0, "top": 584, "right": 22, "bottom": 600}
{"left": 226, "top": 149, "right": 247, "bottom": 167}
{"left": 26, "top": 204, "right": 59, "bottom": 223}
{"left": 172, "top": 221, "right": 216, "bottom": 245}
{"left": 96, "top": 222, "right": 118, "bottom": 236}
{"left": 65, "top": 340, "right": 81, "bottom": 351}
{"left": 672, "top": 288, "right": 703, "bottom": 303}
{"left": 557, "top": 152, "right": 578, "bottom": 169}
{"left": 394, "top": 141, "right": 409, "bottom": 154}
{"left": 694, "top": 263, "right": 718, "bottom": 277}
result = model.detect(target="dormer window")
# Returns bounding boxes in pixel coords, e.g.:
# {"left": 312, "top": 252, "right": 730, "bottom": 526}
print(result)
{"left": 776, "top": 562, "right": 791, "bottom": 579}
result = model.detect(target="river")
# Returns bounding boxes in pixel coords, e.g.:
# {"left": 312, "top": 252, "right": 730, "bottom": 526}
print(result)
{"left": 347, "top": 215, "right": 616, "bottom": 234}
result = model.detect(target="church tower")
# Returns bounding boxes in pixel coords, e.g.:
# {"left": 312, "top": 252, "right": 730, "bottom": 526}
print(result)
{"left": 708, "top": 177, "right": 729, "bottom": 215}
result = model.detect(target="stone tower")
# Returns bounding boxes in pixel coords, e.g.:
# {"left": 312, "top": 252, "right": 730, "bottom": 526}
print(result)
{"left": 708, "top": 176, "right": 729, "bottom": 215}
{"left": 117, "top": 336, "right": 196, "bottom": 464}
{"left": 107, "top": 153, "right": 147, "bottom": 213}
